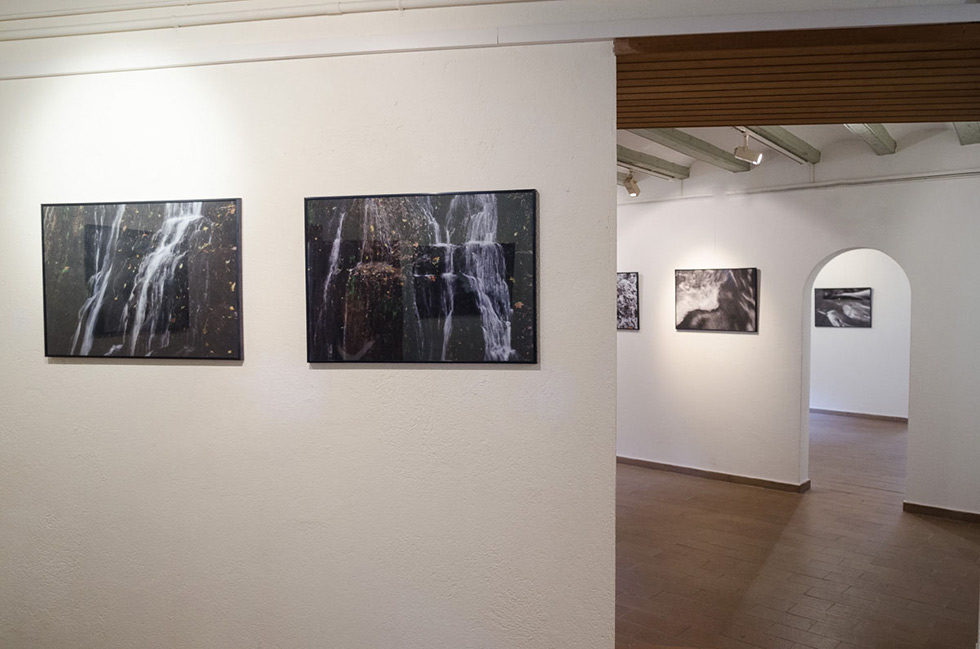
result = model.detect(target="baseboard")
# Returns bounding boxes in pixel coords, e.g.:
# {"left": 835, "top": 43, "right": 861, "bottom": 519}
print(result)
{"left": 903, "top": 501, "right": 980, "bottom": 524}
{"left": 617, "top": 456, "right": 811, "bottom": 494}
{"left": 809, "top": 408, "right": 908, "bottom": 423}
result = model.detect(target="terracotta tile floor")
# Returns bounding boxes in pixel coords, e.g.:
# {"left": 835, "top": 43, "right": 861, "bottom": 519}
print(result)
{"left": 616, "top": 413, "right": 980, "bottom": 649}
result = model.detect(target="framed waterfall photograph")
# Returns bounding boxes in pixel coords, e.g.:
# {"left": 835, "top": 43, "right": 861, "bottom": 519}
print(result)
{"left": 305, "top": 190, "right": 537, "bottom": 363}
{"left": 41, "top": 199, "right": 243, "bottom": 360}
{"left": 675, "top": 267, "right": 758, "bottom": 332}
{"left": 617, "top": 272, "right": 639, "bottom": 330}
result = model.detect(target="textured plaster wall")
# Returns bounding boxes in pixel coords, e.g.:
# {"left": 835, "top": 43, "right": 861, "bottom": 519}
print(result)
{"left": 0, "top": 42, "right": 617, "bottom": 648}
{"left": 810, "top": 249, "right": 911, "bottom": 419}
{"left": 618, "top": 177, "right": 980, "bottom": 514}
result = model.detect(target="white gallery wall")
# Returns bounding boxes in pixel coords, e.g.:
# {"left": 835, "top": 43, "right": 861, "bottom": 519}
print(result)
{"left": 4, "top": 3, "right": 980, "bottom": 648}
{"left": 0, "top": 41, "right": 617, "bottom": 649}
{"left": 810, "top": 249, "right": 911, "bottom": 419}
{"left": 617, "top": 174, "right": 980, "bottom": 513}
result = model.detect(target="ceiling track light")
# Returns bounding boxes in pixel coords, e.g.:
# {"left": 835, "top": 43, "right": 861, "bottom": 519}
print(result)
{"left": 618, "top": 162, "right": 676, "bottom": 183}
{"left": 623, "top": 171, "right": 640, "bottom": 197}
{"left": 733, "top": 132, "right": 764, "bottom": 165}
{"left": 740, "top": 126, "right": 817, "bottom": 165}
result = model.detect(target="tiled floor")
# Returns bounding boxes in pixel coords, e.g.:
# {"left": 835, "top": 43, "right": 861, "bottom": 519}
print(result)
{"left": 616, "top": 413, "right": 980, "bottom": 649}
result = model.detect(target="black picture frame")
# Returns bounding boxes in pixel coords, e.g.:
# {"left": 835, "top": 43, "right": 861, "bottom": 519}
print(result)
{"left": 305, "top": 190, "right": 537, "bottom": 363}
{"left": 41, "top": 199, "right": 243, "bottom": 360}
{"left": 814, "top": 287, "right": 872, "bottom": 328}
{"left": 675, "top": 267, "right": 759, "bottom": 332}
{"left": 617, "top": 272, "right": 639, "bottom": 330}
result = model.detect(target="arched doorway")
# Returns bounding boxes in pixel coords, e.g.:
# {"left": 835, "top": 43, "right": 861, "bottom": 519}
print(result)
{"left": 801, "top": 248, "right": 911, "bottom": 491}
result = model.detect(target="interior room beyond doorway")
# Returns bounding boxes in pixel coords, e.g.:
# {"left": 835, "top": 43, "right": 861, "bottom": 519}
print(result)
{"left": 808, "top": 248, "right": 911, "bottom": 423}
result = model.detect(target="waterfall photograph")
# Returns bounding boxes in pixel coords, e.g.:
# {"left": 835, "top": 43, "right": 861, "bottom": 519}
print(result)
{"left": 305, "top": 191, "right": 536, "bottom": 363}
{"left": 675, "top": 268, "right": 758, "bottom": 332}
{"left": 617, "top": 272, "right": 639, "bottom": 330}
{"left": 815, "top": 287, "right": 873, "bottom": 327}
{"left": 41, "top": 199, "right": 242, "bottom": 359}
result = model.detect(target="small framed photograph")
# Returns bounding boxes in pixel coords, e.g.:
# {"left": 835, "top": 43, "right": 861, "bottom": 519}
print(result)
{"left": 814, "top": 288, "right": 872, "bottom": 328}
{"left": 617, "top": 272, "right": 639, "bottom": 330}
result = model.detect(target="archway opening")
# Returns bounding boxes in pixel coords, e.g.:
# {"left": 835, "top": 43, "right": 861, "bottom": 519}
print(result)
{"left": 801, "top": 248, "right": 911, "bottom": 493}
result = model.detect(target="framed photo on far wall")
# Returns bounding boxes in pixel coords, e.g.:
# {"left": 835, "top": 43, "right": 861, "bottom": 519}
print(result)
{"left": 617, "top": 272, "right": 639, "bottom": 330}
{"left": 814, "top": 287, "right": 872, "bottom": 328}
{"left": 305, "top": 190, "right": 537, "bottom": 363}
{"left": 41, "top": 199, "right": 243, "bottom": 360}
{"left": 675, "top": 267, "right": 758, "bottom": 332}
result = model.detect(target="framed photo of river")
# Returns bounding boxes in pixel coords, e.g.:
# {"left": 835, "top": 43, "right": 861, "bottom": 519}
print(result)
{"left": 675, "top": 268, "right": 758, "bottom": 332}
{"left": 814, "top": 287, "right": 872, "bottom": 327}
{"left": 305, "top": 190, "right": 537, "bottom": 363}
{"left": 41, "top": 199, "right": 242, "bottom": 360}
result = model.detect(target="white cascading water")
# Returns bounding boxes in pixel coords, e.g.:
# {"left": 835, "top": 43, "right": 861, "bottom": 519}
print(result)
{"left": 70, "top": 202, "right": 205, "bottom": 356}
{"left": 446, "top": 194, "right": 514, "bottom": 361}
{"left": 315, "top": 203, "right": 348, "bottom": 353}
{"left": 70, "top": 203, "right": 127, "bottom": 355}
{"left": 323, "top": 205, "right": 348, "bottom": 303}
{"left": 415, "top": 197, "right": 456, "bottom": 360}
{"left": 437, "top": 239, "right": 455, "bottom": 360}
{"left": 126, "top": 202, "right": 204, "bottom": 355}
{"left": 318, "top": 194, "right": 515, "bottom": 361}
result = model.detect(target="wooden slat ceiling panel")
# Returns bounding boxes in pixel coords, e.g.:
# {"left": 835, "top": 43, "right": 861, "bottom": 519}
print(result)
{"left": 615, "top": 23, "right": 980, "bottom": 128}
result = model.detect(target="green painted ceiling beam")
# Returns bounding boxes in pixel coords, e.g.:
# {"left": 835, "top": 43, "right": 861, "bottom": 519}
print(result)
{"left": 616, "top": 144, "right": 690, "bottom": 180}
{"left": 744, "top": 126, "right": 821, "bottom": 164}
{"left": 628, "top": 128, "right": 750, "bottom": 173}
{"left": 953, "top": 122, "right": 980, "bottom": 146}
{"left": 844, "top": 123, "right": 897, "bottom": 155}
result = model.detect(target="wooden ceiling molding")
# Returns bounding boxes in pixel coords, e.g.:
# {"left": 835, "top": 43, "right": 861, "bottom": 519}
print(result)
{"left": 615, "top": 23, "right": 980, "bottom": 128}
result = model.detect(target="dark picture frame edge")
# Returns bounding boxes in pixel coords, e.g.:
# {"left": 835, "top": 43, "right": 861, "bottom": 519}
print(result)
{"left": 41, "top": 198, "right": 244, "bottom": 361}
{"left": 674, "top": 267, "right": 759, "bottom": 333}
{"left": 617, "top": 271, "right": 640, "bottom": 331}
{"left": 305, "top": 189, "right": 538, "bottom": 364}
{"left": 814, "top": 287, "right": 873, "bottom": 328}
